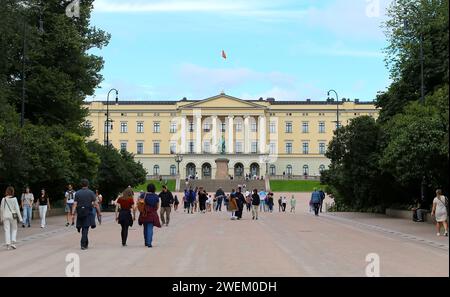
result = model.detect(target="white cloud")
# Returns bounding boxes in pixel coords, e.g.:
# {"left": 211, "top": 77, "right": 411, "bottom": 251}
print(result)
{"left": 93, "top": 0, "right": 271, "bottom": 13}
{"left": 303, "top": 0, "right": 394, "bottom": 39}
{"left": 177, "top": 63, "right": 296, "bottom": 90}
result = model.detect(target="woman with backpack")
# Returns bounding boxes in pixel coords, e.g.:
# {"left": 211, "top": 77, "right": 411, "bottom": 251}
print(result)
{"left": 432, "top": 189, "right": 448, "bottom": 237}
{"left": 138, "top": 184, "right": 161, "bottom": 248}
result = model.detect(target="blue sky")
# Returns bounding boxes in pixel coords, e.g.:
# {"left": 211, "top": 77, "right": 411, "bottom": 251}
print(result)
{"left": 88, "top": 0, "right": 394, "bottom": 102}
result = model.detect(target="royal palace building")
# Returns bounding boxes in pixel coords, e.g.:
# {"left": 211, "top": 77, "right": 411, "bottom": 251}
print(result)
{"left": 85, "top": 93, "right": 379, "bottom": 180}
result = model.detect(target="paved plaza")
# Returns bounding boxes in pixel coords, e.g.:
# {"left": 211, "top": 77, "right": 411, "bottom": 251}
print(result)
{"left": 0, "top": 194, "right": 448, "bottom": 277}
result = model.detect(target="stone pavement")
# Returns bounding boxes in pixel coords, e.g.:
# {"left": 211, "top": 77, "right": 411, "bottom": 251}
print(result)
{"left": 0, "top": 193, "right": 448, "bottom": 277}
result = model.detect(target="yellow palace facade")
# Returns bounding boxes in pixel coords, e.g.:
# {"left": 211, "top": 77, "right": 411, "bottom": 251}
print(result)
{"left": 85, "top": 93, "right": 379, "bottom": 179}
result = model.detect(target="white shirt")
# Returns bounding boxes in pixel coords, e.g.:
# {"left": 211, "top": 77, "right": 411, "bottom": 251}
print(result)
{"left": 65, "top": 190, "right": 75, "bottom": 204}
{"left": 1, "top": 196, "right": 23, "bottom": 222}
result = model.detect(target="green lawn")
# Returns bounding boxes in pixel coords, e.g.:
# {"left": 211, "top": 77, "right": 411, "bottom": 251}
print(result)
{"left": 269, "top": 180, "right": 324, "bottom": 192}
{"left": 134, "top": 180, "right": 176, "bottom": 193}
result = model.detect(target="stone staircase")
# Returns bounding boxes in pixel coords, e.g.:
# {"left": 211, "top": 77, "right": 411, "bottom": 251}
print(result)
{"left": 183, "top": 179, "right": 266, "bottom": 193}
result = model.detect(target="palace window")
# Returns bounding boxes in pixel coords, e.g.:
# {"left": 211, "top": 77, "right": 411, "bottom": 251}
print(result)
{"left": 286, "top": 165, "right": 293, "bottom": 176}
{"left": 285, "top": 143, "right": 293, "bottom": 154}
{"left": 153, "top": 142, "right": 160, "bottom": 155}
{"left": 269, "top": 165, "right": 276, "bottom": 176}
{"left": 170, "top": 122, "right": 177, "bottom": 133}
{"left": 302, "top": 142, "right": 309, "bottom": 155}
{"left": 137, "top": 122, "right": 144, "bottom": 133}
{"left": 235, "top": 142, "right": 243, "bottom": 153}
{"left": 188, "top": 122, "right": 194, "bottom": 132}
{"left": 188, "top": 141, "right": 195, "bottom": 154}
{"left": 221, "top": 123, "right": 226, "bottom": 132}
{"left": 203, "top": 123, "right": 211, "bottom": 132}
{"left": 170, "top": 165, "right": 177, "bottom": 176}
{"left": 319, "top": 165, "right": 326, "bottom": 173}
{"left": 251, "top": 122, "right": 257, "bottom": 132}
{"left": 170, "top": 142, "right": 177, "bottom": 155}
{"left": 137, "top": 142, "right": 144, "bottom": 155}
{"left": 120, "top": 142, "right": 127, "bottom": 152}
{"left": 251, "top": 142, "right": 258, "bottom": 153}
{"left": 285, "top": 122, "right": 293, "bottom": 133}
{"left": 120, "top": 122, "right": 128, "bottom": 133}
{"left": 203, "top": 141, "right": 211, "bottom": 153}
{"left": 302, "top": 122, "right": 309, "bottom": 133}
{"left": 303, "top": 165, "right": 309, "bottom": 176}
{"left": 319, "top": 143, "right": 326, "bottom": 155}
{"left": 153, "top": 122, "right": 160, "bottom": 133}
{"left": 236, "top": 122, "right": 243, "bottom": 132}
{"left": 319, "top": 122, "right": 326, "bottom": 133}
{"left": 153, "top": 165, "right": 160, "bottom": 175}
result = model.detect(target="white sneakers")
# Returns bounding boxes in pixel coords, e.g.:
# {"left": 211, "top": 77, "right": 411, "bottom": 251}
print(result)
{"left": 5, "top": 243, "right": 17, "bottom": 250}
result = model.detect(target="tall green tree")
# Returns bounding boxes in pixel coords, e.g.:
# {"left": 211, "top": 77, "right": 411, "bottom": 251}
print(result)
{"left": 322, "top": 117, "right": 395, "bottom": 210}
{"left": 1, "top": 0, "right": 110, "bottom": 132}
{"left": 377, "top": 0, "right": 449, "bottom": 122}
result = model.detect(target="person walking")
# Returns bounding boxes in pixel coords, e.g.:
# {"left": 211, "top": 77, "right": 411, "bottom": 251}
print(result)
{"left": 432, "top": 189, "right": 448, "bottom": 237}
{"left": 198, "top": 187, "right": 208, "bottom": 214}
{"left": 278, "top": 197, "right": 282, "bottom": 212}
{"left": 21, "top": 186, "right": 34, "bottom": 228}
{"left": 319, "top": 189, "right": 326, "bottom": 213}
{"left": 310, "top": 189, "right": 322, "bottom": 216}
{"left": 183, "top": 188, "right": 189, "bottom": 213}
{"left": 251, "top": 189, "right": 260, "bottom": 220}
{"left": 72, "top": 179, "right": 101, "bottom": 250}
{"left": 228, "top": 193, "right": 239, "bottom": 220}
{"left": 259, "top": 190, "right": 267, "bottom": 212}
{"left": 36, "top": 189, "right": 51, "bottom": 228}
{"left": 174, "top": 195, "right": 179, "bottom": 212}
{"left": 235, "top": 187, "right": 245, "bottom": 220}
{"left": 159, "top": 185, "right": 174, "bottom": 226}
{"left": 138, "top": 183, "right": 161, "bottom": 248}
{"left": 1, "top": 187, "right": 23, "bottom": 250}
{"left": 267, "top": 193, "right": 274, "bottom": 213}
{"left": 115, "top": 187, "right": 136, "bottom": 246}
{"left": 290, "top": 195, "right": 296, "bottom": 213}
{"left": 193, "top": 187, "right": 199, "bottom": 213}
{"left": 245, "top": 190, "right": 252, "bottom": 212}
{"left": 281, "top": 196, "right": 287, "bottom": 212}
{"left": 94, "top": 190, "right": 103, "bottom": 224}
{"left": 215, "top": 187, "right": 225, "bottom": 212}
{"left": 64, "top": 184, "right": 76, "bottom": 227}
{"left": 188, "top": 187, "right": 196, "bottom": 214}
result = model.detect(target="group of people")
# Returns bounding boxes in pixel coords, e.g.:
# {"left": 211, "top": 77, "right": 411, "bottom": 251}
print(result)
{"left": 2, "top": 181, "right": 448, "bottom": 252}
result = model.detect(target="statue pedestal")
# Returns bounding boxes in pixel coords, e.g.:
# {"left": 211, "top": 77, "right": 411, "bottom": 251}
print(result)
{"left": 215, "top": 158, "right": 229, "bottom": 179}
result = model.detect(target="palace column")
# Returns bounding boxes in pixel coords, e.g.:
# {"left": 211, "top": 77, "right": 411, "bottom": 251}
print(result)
{"left": 258, "top": 115, "right": 266, "bottom": 153}
{"left": 244, "top": 116, "right": 250, "bottom": 154}
{"left": 180, "top": 116, "right": 186, "bottom": 154}
{"left": 212, "top": 115, "right": 218, "bottom": 154}
{"left": 195, "top": 114, "right": 202, "bottom": 154}
{"left": 227, "top": 116, "right": 234, "bottom": 153}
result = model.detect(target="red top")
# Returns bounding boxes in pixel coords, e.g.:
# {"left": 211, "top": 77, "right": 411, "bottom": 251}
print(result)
{"left": 117, "top": 197, "right": 134, "bottom": 210}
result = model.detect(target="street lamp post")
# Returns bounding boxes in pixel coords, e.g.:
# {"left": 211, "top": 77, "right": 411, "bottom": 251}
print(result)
{"left": 20, "top": 5, "right": 44, "bottom": 128}
{"left": 175, "top": 154, "right": 183, "bottom": 175}
{"left": 404, "top": 4, "right": 426, "bottom": 199}
{"left": 104, "top": 88, "right": 119, "bottom": 147}
{"left": 327, "top": 90, "right": 340, "bottom": 138}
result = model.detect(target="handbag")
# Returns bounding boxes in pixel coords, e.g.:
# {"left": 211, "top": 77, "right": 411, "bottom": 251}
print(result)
{"left": 4, "top": 199, "right": 19, "bottom": 221}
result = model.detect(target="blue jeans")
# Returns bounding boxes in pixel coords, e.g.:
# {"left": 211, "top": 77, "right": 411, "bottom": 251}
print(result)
{"left": 23, "top": 205, "right": 32, "bottom": 226}
{"left": 143, "top": 223, "right": 154, "bottom": 246}
{"left": 260, "top": 200, "right": 266, "bottom": 212}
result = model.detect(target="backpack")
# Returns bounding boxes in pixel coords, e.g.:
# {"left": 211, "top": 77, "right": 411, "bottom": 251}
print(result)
{"left": 137, "top": 194, "right": 147, "bottom": 213}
